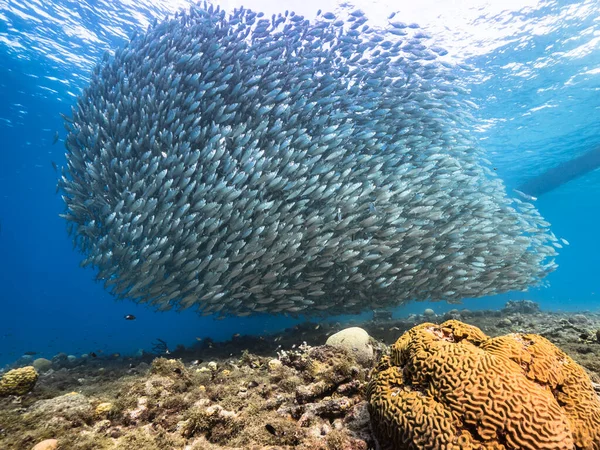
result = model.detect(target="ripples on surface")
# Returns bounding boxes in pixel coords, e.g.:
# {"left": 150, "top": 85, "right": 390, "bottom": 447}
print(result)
{"left": 1, "top": 0, "right": 599, "bottom": 186}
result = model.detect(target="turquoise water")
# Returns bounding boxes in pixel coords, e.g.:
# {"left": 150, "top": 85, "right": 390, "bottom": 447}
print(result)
{"left": 0, "top": 0, "right": 599, "bottom": 367}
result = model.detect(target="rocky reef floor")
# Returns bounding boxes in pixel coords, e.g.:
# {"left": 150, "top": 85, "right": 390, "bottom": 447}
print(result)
{"left": 2, "top": 301, "right": 600, "bottom": 450}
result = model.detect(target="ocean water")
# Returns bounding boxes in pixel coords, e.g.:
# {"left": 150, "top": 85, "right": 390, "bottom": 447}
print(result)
{"left": 0, "top": 0, "right": 598, "bottom": 369}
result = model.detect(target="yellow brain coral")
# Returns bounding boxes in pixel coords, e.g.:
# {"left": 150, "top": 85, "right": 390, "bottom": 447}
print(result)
{"left": 0, "top": 366, "right": 39, "bottom": 396}
{"left": 366, "top": 320, "right": 600, "bottom": 450}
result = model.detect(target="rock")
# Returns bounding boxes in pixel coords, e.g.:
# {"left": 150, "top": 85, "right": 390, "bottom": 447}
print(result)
{"left": 569, "top": 314, "right": 589, "bottom": 325}
{"left": 32, "top": 439, "right": 58, "bottom": 450}
{"left": 29, "top": 393, "right": 93, "bottom": 424}
{"left": 497, "top": 318, "right": 512, "bottom": 328}
{"left": 128, "top": 397, "right": 149, "bottom": 422}
{"left": 150, "top": 357, "right": 188, "bottom": 378}
{"left": 326, "top": 327, "right": 374, "bottom": 366}
{"left": 51, "top": 353, "right": 68, "bottom": 364}
{"left": 95, "top": 402, "right": 113, "bottom": 417}
{"left": 372, "top": 310, "right": 393, "bottom": 321}
{"left": 502, "top": 300, "right": 541, "bottom": 315}
{"left": 443, "top": 309, "right": 461, "bottom": 321}
{"left": 423, "top": 308, "right": 435, "bottom": 318}
{"left": 296, "top": 381, "right": 331, "bottom": 404}
{"left": 299, "top": 396, "right": 358, "bottom": 420}
{"left": 33, "top": 358, "right": 52, "bottom": 372}
{"left": 268, "top": 359, "right": 282, "bottom": 371}
{"left": 336, "top": 380, "right": 361, "bottom": 396}
{"left": 0, "top": 366, "right": 38, "bottom": 396}
{"left": 93, "top": 419, "right": 111, "bottom": 433}
{"left": 67, "top": 355, "right": 77, "bottom": 363}
{"left": 344, "top": 401, "right": 374, "bottom": 444}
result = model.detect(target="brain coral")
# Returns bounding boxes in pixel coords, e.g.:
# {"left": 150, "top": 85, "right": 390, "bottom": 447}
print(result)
{"left": 366, "top": 320, "right": 600, "bottom": 450}
{"left": 0, "top": 366, "right": 39, "bottom": 396}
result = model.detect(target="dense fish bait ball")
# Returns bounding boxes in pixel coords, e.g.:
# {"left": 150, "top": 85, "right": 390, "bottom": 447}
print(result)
{"left": 58, "top": 2, "right": 560, "bottom": 317}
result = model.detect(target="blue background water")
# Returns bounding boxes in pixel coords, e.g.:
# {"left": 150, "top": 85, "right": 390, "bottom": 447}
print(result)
{"left": 0, "top": 0, "right": 598, "bottom": 367}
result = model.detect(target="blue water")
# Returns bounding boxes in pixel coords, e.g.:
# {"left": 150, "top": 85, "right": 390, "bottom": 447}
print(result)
{"left": 0, "top": 0, "right": 599, "bottom": 367}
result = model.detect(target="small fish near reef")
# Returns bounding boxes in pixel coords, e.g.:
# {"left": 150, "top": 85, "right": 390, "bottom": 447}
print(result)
{"left": 124, "top": 314, "right": 136, "bottom": 320}
{"left": 265, "top": 424, "right": 279, "bottom": 436}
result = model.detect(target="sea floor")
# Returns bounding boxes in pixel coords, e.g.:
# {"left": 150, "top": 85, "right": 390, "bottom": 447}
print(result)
{"left": 2, "top": 300, "right": 600, "bottom": 450}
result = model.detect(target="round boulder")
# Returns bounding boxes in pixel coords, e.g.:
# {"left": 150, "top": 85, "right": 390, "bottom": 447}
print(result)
{"left": 325, "top": 327, "right": 374, "bottom": 366}
{"left": 33, "top": 358, "right": 52, "bottom": 373}
{"left": 32, "top": 439, "right": 58, "bottom": 450}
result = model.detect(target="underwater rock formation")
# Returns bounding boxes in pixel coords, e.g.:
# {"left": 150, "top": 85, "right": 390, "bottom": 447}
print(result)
{"left": 31, "top": 439, "right": 58, "bottom": 450}
{"left": 3, "top": 309, "right": 600, "bottom": 449}
{"left": 366, "top": 320, "right": 600, "bottom": 450}
{"left": 32, "top": 358, "right": 52, "bottom": 373}
{"left": 59, "top": 2, "right": 560, "bottom": 317}
{"left": 325, "top": 327, "right": 374, "bottom": 367}
{"left": 0, "top": 366, "right": 38, "bottom": 397}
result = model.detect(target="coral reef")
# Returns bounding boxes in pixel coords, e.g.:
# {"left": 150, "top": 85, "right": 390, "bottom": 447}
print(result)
{"left": 367, "top": 320, "right": 600, "bottom": 450}
{"left": 0, "top": 366, "right": 38, "bottom": 396}
{"left": 2, "top": 304, "right": 600, "bottom": 450}
{"left": 502, "top": 299, "right": 541, "bottom": 315}
{"left": 0, "top": 338, "right": 374, "bottom": 449}
{"left": 32, "top": 358, "right": 52, "bottom": 373}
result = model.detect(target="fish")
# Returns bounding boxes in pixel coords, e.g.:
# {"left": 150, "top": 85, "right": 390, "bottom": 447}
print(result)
{"left": 513, "top": 189, "right": 538, "bottom": 202}
{"left": 51, "top": 161, "right": 58, "bottom": 172}
{"left": 265, "top": 424, "right": 278, "bottom": 436}
{"left": 57, "top": 3, "right": 560, "bottom": 319}
{"left": 52, "top": 131, "right": 59, "bottom": 145}
{"left": 124, "top": 314, "right": 136, "bottom": 320}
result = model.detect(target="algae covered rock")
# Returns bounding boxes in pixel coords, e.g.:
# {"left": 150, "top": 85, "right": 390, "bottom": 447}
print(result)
{"left": 32, "top": 358, "right": 52, "bottom": 373}
{"left": 151, "top": 357, "right": 189, "bottom": 379}
{"left": 0, "top": 366, "right": 38, "bottom": 396}
{"left": 148, "top": 357, "right": 192, "bottom": 392}
{"left": 326, "top": 327, "right": 374, "bottom": 366}
{"left": 94, "top": 402, "right": 113, "bottom": 418}
{"left": 268, "top": 359, "right": 283, "bottom": 371}
{"left": 28, "top": 392, "right": 93, "bottom": 425}
{"left": 367, "top": 320, "right": 600, "bottom": 450}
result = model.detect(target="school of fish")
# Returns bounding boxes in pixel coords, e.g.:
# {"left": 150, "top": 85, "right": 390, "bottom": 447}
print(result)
{"left": 57, "top": 2, "right": 562, "bottom": 317}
